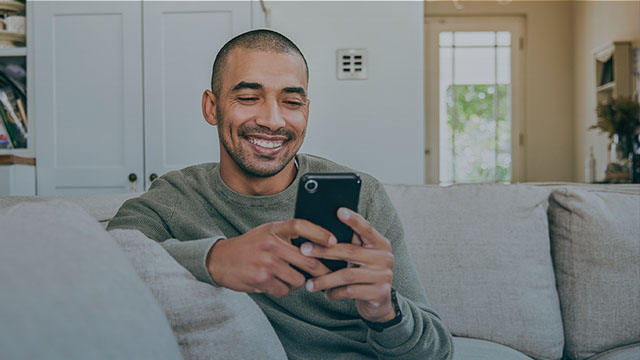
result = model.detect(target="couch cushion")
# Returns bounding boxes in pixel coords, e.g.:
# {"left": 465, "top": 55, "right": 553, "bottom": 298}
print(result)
{"left": 0, "top": 200, "right": 182, "bottom": 360}
{"left": 586, "top": 343, "right": 640, "bottom": 360}
{"left": 384, "top": 183, "right": 564, "bottom": 360}
{"left": 0, "top": 193, "right": 137, "bottom": 223}
{"left": 549, "top": 188, "right": 640, "bottom": 360}
{"left": 109, "top": 229, "right": 287, "bottom": 360}
{"left": 453, "top": 337, "right": 533, "bottom": 360}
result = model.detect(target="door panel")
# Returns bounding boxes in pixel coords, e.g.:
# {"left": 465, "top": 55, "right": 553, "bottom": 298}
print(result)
{"left": 143, "top": 1, "right": 252, "bottom": 189}
{"left": 34, "top": 1, "right": 144, "bottom": 195}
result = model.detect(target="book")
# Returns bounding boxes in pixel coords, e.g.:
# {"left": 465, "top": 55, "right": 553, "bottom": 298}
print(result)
{"left": 0, "top": 89, "right": 26, "bottom": 148}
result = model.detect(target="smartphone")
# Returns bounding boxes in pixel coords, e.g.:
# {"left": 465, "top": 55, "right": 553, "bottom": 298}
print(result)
{"left": 293, "top": 173, "right": 362, "bottom": 278}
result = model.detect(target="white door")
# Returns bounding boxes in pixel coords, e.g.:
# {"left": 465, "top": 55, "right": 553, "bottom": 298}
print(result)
{"left": 425, "top": 17, "right": 525, "bottom": 184}
{"left": 142, "top": 1, "right": 252, "bottom": 189}
{"left": 34, "top": 1, "right": 144, "bottom": 195}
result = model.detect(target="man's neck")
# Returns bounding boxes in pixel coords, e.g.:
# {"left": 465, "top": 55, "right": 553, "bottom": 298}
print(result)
{"left": 219, "top": 157, "right": 298, "bottom": 196}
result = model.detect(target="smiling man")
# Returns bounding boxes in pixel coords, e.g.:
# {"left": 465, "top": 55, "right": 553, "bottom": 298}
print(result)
{"left": 107, "top": 29, "right": 453, "bottom": 359}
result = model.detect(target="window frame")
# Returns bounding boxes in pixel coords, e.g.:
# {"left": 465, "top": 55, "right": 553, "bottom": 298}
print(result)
{"left": 424, "top": 16, "right": 526, "bottom": 184}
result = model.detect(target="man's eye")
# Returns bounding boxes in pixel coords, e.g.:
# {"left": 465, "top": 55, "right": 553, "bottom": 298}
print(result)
{"left": 238, "top": 97, "right": 259, "bottom": 102}
{"left": 284, "top": 101, "right": 303, "bottom": 106}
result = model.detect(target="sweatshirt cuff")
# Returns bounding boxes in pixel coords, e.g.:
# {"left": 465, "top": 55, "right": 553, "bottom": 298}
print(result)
{"left": 159, "top": 236, "right": 225, "bottom": 286}
{"left": 367, "top": 293, "right": 416, "bottom": 350}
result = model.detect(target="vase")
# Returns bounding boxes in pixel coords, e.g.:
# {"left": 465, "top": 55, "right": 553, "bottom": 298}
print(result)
{"left": 609, "top": 134, "right": 632, "bottom": 164}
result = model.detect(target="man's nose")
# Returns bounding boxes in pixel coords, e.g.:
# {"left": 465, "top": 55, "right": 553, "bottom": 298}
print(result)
{"left": 256, "top": 101, "right": 286, "bottom": 130}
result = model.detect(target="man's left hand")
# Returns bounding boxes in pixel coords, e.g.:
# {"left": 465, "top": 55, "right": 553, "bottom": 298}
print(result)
{"left": 300, "top": 208, "right": 396, "bottom": 323}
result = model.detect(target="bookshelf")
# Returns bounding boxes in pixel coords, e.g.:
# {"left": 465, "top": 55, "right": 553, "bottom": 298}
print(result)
{"left": 0, "top": 0, "right": 31, "bottom": 158}
{"left": 594, "top": 41, "right": 635, "bottom": 102}
{"left": 0, "top": 1, "right": 33, "bottom": 195}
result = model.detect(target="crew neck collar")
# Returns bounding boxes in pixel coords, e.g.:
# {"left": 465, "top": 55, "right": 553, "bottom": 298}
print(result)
{"left": 212, "top": 154, "right": 308, "bottom": 207}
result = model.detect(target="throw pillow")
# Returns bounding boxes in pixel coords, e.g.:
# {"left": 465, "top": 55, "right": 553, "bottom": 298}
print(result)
{"left": 108, "top": 228, "right": 287, "bottom": 360}
{"left": 0, "top": 200, "right": 182, "bottom": 360}
{"left": 549, "top": 188, "right": 640, "bottom": 360}
{"left": 384, "top": 183, "right": 564, "bottom": 360}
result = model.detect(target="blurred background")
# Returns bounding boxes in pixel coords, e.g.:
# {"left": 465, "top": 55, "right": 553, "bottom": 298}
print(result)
{"left": 0, "top": 0, "right": 638, "bottom": 195}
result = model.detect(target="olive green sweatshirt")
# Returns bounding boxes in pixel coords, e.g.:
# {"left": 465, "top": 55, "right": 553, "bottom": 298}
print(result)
{"left": 107, "top": 153, "right": 453, "bottom": 360}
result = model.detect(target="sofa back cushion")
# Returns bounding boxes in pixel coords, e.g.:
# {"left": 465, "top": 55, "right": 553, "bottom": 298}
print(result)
{"left": 384, "top": 183, "right": 564, "bottom": 360}
{"left": 0, "top": 200, "right": 182, "bottom": 360}
{"left": 109, "top": 229, "right": 287, "bottom": 360}
{"left": 548, "top": 187, "right": 640, "bottom": 360}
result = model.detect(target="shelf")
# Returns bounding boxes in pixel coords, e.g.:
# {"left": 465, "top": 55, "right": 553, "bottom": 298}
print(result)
{"left": 0, "top": 47, "right": 26, "bottom": 57}
{"left": 596, "top": 82, "right": 616, "bottom": 92}
{"left": 0, "top": 148, "right": 34, "bottom": 157}
{"left": 0, "top": 1, "right": 25, "bottom": 14}
{"left": 0, "top": 154, "right": 34, "bottom": 165}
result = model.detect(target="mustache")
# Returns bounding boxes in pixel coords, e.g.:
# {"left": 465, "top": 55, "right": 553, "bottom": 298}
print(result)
{"left": 238, "top": 125, "right": 296, "bottom": 140}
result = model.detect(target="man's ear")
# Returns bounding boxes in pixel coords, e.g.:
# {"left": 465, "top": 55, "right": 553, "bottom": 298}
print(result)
{"left": 202, "top": 90, "right": 218, "bottom": 126}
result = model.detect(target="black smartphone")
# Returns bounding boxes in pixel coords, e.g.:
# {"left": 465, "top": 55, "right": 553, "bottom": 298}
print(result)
{"left": 293, "top": 173, "right": 362, "bottom": 278}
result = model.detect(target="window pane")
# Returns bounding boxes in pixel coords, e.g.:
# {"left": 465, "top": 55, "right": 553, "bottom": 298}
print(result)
{"left": 437, "top": 30, "right": 514, "bottom": 184}
{"left": 451, "top": 85, "right": 497, "bottom": 183}
{"left": 497, "top": 31, "right": 511, "bottom": 46}
{"left": 497, "top": 47, "right": 511, "bottom": 84}
{"left": 454, "top": 31, "right": 495, "bottom": 46}
{"left": 454, "top": 47, "right": 495, "bottom": 84}
{"left": 439, "top": 32, "right": 453, "bottom": 47}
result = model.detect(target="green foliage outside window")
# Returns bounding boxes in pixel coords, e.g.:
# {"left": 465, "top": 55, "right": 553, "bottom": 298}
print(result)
{"left": 446, "top": 84, "right": 511, "bottom": 183}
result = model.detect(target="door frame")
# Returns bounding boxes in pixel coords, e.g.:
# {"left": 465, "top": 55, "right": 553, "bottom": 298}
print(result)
{"left": 424, "top": 16, "right": 526, "bottom": 184}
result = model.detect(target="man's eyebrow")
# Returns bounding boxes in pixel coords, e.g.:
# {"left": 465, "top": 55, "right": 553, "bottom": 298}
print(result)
{"left": 232, "top": 82, "right": 263, "bottom": 91}
{"left": 282, "top": 87, "right": 307, "bottom": 97}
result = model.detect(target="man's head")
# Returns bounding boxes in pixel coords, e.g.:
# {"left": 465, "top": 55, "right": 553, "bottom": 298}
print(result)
{"left": 210, "top": 29, "right": 309, "bottom": 99}
{"left": 202, "top": 29, "right": 310, "bottom": 179}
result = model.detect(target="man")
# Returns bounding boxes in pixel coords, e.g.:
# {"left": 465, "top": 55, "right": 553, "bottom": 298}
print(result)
{"left": 107, "top": 29, "right": 453, "bottom": 359}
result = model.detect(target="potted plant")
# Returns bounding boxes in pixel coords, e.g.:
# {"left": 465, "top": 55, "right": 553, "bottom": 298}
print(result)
{"left": 591, "top": 96, "right": 640, "bottom": 161}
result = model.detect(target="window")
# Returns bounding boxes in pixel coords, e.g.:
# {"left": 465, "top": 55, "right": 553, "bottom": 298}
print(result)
{"left": 425, "top": 17, "right": 525, "bottom": 184}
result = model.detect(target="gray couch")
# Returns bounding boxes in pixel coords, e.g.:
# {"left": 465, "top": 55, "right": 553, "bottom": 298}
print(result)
{"left": 0, "top": 183, "right": 638, "bottom": 360}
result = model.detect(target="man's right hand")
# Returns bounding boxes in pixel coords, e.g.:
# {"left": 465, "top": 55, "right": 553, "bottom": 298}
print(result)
{"left": 206, "top": 219, "right": 336, "bottom": 298}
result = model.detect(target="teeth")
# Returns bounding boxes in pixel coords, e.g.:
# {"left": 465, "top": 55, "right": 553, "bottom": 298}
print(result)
{"left": 248, "top": 137, "right": 283, "bottom": 149}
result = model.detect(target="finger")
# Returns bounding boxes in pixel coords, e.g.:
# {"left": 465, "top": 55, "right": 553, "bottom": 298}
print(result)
{"left": 324, "top": 283, "right": 392, "bottom": 302}
{"left": 352, "top": 232, "right": 363, "bottom": 246}
{"left": 306, "top": 267, "right": 389, "bottom": 292}
{"left": 337, "top": 208, "right": 389, "bottom": 249}
{"left": 300, "top": 242, "right": 394, "bottom": 269}
{"left": 274, "top": 219, "right": 337, "bottom": 247}
{"left": 273, "top": 261, "right": 307, "bottom": 291}
{"left": 262, "top": 277, "right": 292, "bottom": 298}
{"left": 276, "top": 241, "right": 332, "bottom": 277}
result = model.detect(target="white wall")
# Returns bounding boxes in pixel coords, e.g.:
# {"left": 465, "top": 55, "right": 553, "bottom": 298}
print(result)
{"left": 267, "top": 1, "right": 425, "bottom": 184}
{"left": 572, "top": 1, "right": 640, "bottom": 182}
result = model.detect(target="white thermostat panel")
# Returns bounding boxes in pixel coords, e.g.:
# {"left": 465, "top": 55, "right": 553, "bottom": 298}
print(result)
{"left": 337, "top": 49, "right": 368, "bottom": 80}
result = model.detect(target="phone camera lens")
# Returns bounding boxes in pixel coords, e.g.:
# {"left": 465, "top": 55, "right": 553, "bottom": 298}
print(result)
{"left": 305, "top": 179, "right": 318, "bottom": 193}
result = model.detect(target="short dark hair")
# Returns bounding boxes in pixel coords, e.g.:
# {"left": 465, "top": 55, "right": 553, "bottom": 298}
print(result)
{"left": 210, "top": 29, "right": 309, "bottom": 98}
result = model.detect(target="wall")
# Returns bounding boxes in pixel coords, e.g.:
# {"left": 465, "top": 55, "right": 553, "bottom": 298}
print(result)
{"left": 425, "top": 1, "right": 575, "bottom": 182}
{"left": 572, "top": 1, "right": 640, "bottom": 182}
{"left": 266, "top": 1, "right": 425, "bottom": 184}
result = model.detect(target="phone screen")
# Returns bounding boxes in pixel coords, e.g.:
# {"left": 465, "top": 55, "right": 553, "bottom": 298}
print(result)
{"left": 293, "top": 173, "right": 361, "bottom": 277}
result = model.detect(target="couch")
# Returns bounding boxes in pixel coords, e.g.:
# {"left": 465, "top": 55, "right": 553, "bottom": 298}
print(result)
{"left": 0, "top": 183, "right": 638, "bottom": 360}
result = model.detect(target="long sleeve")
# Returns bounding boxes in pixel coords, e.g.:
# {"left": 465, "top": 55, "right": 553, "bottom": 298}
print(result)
{"left": 106, "top": 176, "right": 225, "bottom": 286}
{"left": 362, "top": 181, "right": 454, "bottom": 360}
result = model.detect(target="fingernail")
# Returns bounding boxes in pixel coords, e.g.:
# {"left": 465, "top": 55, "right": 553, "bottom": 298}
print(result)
{"left": 339, "top": 208, "right": 351, "bottom": 219}
{"left": 328, "top": 236, "right": 337, "bottom": 245}
{"left": 300, "top": 242, "right": 312, "bottom": 255}
{"left": 305, "top": 280, "right": 314, "bottom": 291}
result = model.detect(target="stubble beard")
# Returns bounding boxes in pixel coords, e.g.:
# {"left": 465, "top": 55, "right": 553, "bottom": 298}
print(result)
{"left": 217, "top": 108, "right": 300, "bottom": 178}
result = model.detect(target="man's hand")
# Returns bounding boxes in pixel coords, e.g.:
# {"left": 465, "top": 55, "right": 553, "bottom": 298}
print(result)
{"left": 300, "top": 208, "right": 396, "bottom": 323}
{"left": 206, "top": 219, "right": 335, "bottom": 298}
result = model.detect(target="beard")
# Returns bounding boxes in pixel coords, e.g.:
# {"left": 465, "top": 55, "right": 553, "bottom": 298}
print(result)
{"left": 216, "top": 107, "right": 301, "bottom": 178}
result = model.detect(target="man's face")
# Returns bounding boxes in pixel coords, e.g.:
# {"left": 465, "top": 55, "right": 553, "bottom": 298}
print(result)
{"left": 208, "top": 48, "right": 309, "bottom": 178}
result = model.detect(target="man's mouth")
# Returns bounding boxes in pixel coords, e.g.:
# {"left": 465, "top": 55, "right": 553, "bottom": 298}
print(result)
{"left": 247, "top": 137, "right": 284, "bottom": 149}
